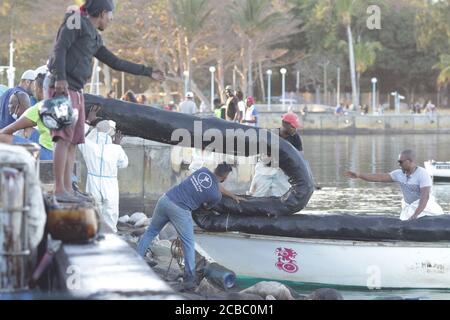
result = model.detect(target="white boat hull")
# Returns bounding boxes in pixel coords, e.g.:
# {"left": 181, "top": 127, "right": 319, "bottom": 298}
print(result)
{"left": 195, "top": 231, "right": 450, "bottom": 289}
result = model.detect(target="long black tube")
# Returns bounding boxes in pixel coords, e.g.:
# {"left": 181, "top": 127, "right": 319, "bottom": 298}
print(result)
{"left": 192, "top": 212, "right": 450, "bottom": 242}
{"left": 84, "top": 94, "right": 315, "bottom": 217}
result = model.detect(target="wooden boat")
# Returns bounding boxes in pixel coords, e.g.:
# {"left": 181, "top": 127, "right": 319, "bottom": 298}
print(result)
{"left": 195, "top": 230, "right": 450, "bottom": 289}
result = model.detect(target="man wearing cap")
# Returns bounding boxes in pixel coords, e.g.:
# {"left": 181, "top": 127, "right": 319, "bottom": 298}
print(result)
{"left": 280, "top": 112, "right": 303, "bottom": 152}
{"left": 178, "top": 92, "right": 197, "bottom": 114}
{"left": 46, "top": 0, "right": 165, "bottom": 203}
{"left": 0, "top": 69, "right": 37, "bottom": 129}
{"left": 0, "top": 75, "right": 54, "bottom": 160}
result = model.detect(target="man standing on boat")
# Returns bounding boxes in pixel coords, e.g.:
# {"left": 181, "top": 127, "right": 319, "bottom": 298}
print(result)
{"left": 46, "top": 0, "right": 165, "bottom": 203}
{"left": 345, "top": 150, "right": 444, "bottom": 221}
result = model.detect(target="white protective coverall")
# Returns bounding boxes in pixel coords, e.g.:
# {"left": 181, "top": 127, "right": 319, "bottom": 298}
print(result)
{"left": 249, "top": 161, "right": 291, "bottom": 197}
{"left": 78, "top": 123, "right": 128, "bottom": 232}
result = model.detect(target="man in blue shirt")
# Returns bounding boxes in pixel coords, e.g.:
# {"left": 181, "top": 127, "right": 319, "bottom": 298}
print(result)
{"left": 137, "top": 163, "right": 244, "bottom": 290}
{"left": 0, "top": 70, "right": 37, "bottom": 129}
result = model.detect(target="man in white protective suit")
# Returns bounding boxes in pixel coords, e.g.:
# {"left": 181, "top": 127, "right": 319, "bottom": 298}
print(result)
{"left": 79, "top": 120, "right": 128, "bottom": 232}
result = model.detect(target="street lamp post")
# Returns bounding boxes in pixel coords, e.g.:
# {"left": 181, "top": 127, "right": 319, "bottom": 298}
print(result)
{"left": 280, "top": 68, "right": 287, "bottom": 110}
{"left": 391, "top": 91, "right": 405, "bottom": 115}
{"left": 209, "top": 66, "right": 216, "bottom": 111}
{"left": 8, "top": 41, "right": 15, "bottom": 88}
{"left": 337, "top": 67, "right": 341, "bottom": 107}
{"left": 371, "top": 78, "right": 378, "bottom": 115}
{"left": 183, "top": 71, "right": 190, "bottom": 97}
{"left": 96, "top": 65, "right": 102, "bottom": 95}
{"left": 267, "top": 69, "right": 272, "bottom": 111}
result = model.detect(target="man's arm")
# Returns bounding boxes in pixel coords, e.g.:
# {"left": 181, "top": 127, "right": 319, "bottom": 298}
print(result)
{"left": 95, "top": 46, "right": 165, "bottom": 81}
{"left": 0, "top": 117, "right": 36, "bottom": 135}
{"left": 409, "top": 187, "right": 431, "bottom": 221}
{"left": 345, "top": 171, "right": 394, "bottom": 183}
{"left": 219, "top": 184, "right": 246, "bottom": 203}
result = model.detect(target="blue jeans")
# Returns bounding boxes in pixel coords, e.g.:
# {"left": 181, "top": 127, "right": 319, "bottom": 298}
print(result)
{"left": 137, "top": 194, "right": 196, "bottom": 283}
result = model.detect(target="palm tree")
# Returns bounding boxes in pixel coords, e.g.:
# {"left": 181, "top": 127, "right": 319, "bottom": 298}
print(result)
{"left": 434, "top": 54, "right": 450, "bottom": 87}
{"left": 354, "top": 41, "right": 382, "bottom": 103}
{"left": 228, "top": 0, "right": 283, "bottom": 96}
{"left": 335, "top": 0, "right": 358, "bottom": 109}
{"left": 170, "top": 0, "right": 213, "bottom": 94}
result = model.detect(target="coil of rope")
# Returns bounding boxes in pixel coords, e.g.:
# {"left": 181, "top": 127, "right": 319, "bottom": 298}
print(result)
{"left": 165, "top": 237, "right": 184, "bottom": 278}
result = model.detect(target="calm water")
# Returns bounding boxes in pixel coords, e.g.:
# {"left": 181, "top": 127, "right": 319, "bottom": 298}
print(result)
{"left": 290, "top": 134, "right": 450, "bottom": 299}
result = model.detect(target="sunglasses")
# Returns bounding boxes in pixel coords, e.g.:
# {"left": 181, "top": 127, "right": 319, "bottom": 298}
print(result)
{"left": 398, "top": 160, "right": 409, "bottom": 165}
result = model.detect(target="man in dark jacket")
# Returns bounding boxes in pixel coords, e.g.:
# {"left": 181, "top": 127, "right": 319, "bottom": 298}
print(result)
{"left": 224, "top": 85, "right": 238, "bottom": 122}
{"left": 47, "top": 0, "right": 165, "bottom": 203}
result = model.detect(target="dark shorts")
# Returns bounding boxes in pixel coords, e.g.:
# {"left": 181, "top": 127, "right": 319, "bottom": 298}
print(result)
{"left": 47, "top": 87, "right": 86, "bottom": 145}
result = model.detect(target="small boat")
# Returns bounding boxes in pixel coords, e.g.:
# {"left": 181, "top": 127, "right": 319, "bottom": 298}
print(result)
{"left": 425, "top": 160, "right": 450, "bottom": 182}
{"left": 195, "top": 230, "right": 450, "bottom": 289}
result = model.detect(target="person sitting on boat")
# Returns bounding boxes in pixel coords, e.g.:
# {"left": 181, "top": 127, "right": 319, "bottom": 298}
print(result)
{"left": 278, "top": 112, "right": 303, "bottom": 153}
{"left": 248, "top": 156, "right": 291, "bottom": 197}
{"left": 345, "top": 149, "right": 444, "bottom": 221}
{"left": 136, "top": 163, "right": 245, "bottom": 291}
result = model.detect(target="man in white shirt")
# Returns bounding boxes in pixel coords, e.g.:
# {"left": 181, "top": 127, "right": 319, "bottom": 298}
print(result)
{"left": 345, "top": 150, "right": 444, "bottom": 221}
{"left": 242, "top": 96, "right": 258, "bottom": 127}
{"left": 178, "top": 92, "right": 197, "bottom": 114}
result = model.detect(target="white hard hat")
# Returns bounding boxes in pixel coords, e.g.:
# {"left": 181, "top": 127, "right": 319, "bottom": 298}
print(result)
{"left": 186, "top": 91, "right": 194, "bottom": 99}
{"left": 21, "top": 69, "right": 37, "bottom": 81}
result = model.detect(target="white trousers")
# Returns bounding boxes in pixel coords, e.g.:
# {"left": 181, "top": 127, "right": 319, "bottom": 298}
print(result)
{"left": 400, "top": 196, "right": 445, "bottom": 221}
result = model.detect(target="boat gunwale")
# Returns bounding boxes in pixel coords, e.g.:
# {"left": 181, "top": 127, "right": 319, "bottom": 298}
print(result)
{"left": 195, "top": 230, "right": 450, "bottom": 248}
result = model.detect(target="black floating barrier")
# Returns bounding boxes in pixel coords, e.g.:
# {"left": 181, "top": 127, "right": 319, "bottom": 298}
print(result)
{"left": 192, "top": 213, "right": 450, "bottom": 242}
{"left": 84, "top": 94, "right": 315, "bottom": 218}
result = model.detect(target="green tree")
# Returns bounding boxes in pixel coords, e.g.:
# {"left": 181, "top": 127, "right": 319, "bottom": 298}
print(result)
{"left": 227, "top": 0, "right": 296, "bottom": 96}
{"left": 434, "top": 54, "right": 450, "bottom": 87}
{"left": 354, "top": 41, "right": 382, "bottom": 101}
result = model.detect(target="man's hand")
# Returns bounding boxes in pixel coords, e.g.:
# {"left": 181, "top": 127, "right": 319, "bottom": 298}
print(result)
{"left": 151, "top": 69, "right": 166, "bottom": 82}
{"left": 344, "top": 171, "right": 359, "bottom": 179}
{"left": 54, "top": 80, "right": 69, "bottom": 97}
{"left": 232, "top": 195, "right": 247, "bottom": 204}
{"left": 23, "top": 127, "right": 34, "bottom": 139}
{"left": 87, "top": 105, "right": 101, "bottom": 125}
{"left": 408, "top": 213, "right": 420, "bottom": 221}
{"left": 113, "top": 130, "right": 123, "bottom": 145}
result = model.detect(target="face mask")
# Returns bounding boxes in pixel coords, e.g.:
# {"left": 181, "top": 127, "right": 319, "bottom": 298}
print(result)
{"left": 11, "top": 113, "right": 18, "bottom": 120}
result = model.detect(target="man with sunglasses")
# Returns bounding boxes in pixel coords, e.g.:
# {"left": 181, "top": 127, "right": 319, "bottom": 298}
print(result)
{"left": 345, "top": 150, "right": 444, "bottom": 221}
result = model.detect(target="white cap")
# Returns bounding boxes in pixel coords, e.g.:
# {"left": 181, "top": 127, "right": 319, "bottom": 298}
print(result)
{"left": 34, "top": 65, "right": 48, "bottom": 76}
{"left": 186, "top": 91, "right": 194, "bottom": 99}
{"left": 21, "top": 70, "right": 37, "bottom": 81}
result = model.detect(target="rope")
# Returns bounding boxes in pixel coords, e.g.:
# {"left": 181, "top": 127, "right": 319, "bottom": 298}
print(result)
{"left": 165, "top": 237, "right": 184, "bottom": 279}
